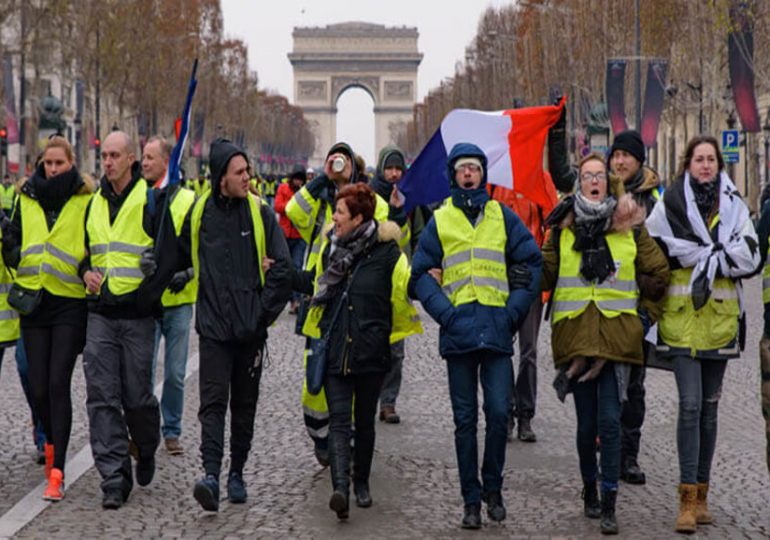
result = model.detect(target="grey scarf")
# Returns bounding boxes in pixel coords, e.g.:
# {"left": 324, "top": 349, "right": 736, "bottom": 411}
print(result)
{"left": 572, "top": 192, "right": 617, "bottom": 283}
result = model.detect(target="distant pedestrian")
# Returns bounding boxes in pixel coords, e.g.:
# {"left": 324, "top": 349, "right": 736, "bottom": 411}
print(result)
{"left": 646, "top": 135, "right": 759, "bottom": 533}
{"left": 275, "top": 168, "right": 306, "bottom": 314}
{"left": 543, "top": 152, "right": 669, "bottom": 535}
{"left": 410, "top": 143, "right": 542, "bottom": 529}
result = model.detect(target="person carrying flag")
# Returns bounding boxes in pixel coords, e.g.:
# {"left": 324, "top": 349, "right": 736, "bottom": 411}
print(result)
{"left": 186, "top": 138, "right": 292, "bottom": 512}
{"left": 409, "top": 143, "right": 542, "bottom": 529}
{"left": 142, "top": 136, "right": 196, "bottom": 457}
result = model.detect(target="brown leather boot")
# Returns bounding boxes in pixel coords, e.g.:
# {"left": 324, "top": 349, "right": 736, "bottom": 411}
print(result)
{"left": 674, "top": 483, "right": 697, "bottom": 534}
{"left": 695, "top": 482, "right": 713, "bottom": 524}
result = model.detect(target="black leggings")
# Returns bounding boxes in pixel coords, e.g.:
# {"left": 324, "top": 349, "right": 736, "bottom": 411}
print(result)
{"left": 24, "top": 325, "right": 86, "bottom": 470}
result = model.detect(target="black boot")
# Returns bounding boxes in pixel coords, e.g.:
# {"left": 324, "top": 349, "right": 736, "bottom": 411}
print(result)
{"left": 517, "top": 417, "right": 537, "bottom": 442}
{"left": 461, "top": 503, "right": 482, "bottom": 529}
{"left": 582, "top": 481, "right": 601, "bottom": 519}
{"left": 354, "top": 480, "right": 372, "bottom": 508}
{"left": 600, "top": 490, "right": 618, "bottom": 535}
{"left": 329, "top": 434, "right": 350, "bottom": 520}
{"left": 620, "top": 455, "right": 646, "bottom": 485}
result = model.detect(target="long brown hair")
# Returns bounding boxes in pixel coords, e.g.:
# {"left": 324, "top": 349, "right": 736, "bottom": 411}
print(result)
{"left": 676, "top": 135, "right": 724, "bottom": 178}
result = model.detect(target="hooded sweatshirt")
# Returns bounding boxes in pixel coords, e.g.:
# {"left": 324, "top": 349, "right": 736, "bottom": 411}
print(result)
{"left": 189, "top": 138, "right": 292, "bottom": 343}
{"left": 369, "top": 145, "right": 408, "bottom": 227}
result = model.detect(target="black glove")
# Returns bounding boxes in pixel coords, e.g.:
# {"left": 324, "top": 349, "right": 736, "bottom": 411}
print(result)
{"left": 0, "top": 213, "right": 11, "bottom": 238}
{"left": 305, "top": 174, "right": 332, "bottom": 199}
{"left": 552, "top": 368, "right": 571, "bottom": 403}
{"left": 168, "top": 268, "right": 193, "bottom": 293}
{"left": 139, "top": 249, "right": 157, "bottom": 278}
{"left": 552, "top": 95, "right": 566, "bottom": 131}
{"left": 507, "top": 263, "right": 532, "bottom": 290}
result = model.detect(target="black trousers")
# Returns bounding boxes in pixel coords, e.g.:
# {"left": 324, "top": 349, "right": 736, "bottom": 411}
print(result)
{"left": 621, "top": 359, "right": 646, "bottom": 460}
{"left": 198, "top": 336, "right": 263, "bottom": 477}
{"left": 325, "top": 371, "right": 385, "bottom": 489}
{"left": 25, "top": 325, "right": 86, "bottom": 470}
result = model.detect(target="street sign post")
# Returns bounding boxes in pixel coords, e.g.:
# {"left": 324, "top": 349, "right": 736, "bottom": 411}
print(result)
{"left": 722, "top": 129, "right": 740, "bottom": 163}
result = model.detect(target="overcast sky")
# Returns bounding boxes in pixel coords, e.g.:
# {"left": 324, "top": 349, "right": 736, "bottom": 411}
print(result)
{"left": 221, "top": 0, "right": 512, "bottom": 166}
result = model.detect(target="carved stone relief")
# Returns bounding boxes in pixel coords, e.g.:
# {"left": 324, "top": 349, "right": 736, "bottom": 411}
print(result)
{"left": 384, "top": 81, "right": 413, "bottom": 101}
{"left": 298, "top": 81, "right": 327, "bottom": 100}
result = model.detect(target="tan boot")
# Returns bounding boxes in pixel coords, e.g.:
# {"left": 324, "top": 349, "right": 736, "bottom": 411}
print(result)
{"left": 696, "top": 482, "right": 713, "bottom": 524}
{"left": 674, "top": 483, "right": 697, "bottom": 534}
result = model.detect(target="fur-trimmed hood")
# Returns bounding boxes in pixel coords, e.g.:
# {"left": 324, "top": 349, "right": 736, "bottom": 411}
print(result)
{"left": 557, "top": 194, "right": 646, "bottom": 233}
{"left": 321, "top": 219, "right": 402, "bottom": 243}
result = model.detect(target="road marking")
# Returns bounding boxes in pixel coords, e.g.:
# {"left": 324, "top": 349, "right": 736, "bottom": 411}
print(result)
{"left": 0, "top": 351, "right": 200, "bottom": 539}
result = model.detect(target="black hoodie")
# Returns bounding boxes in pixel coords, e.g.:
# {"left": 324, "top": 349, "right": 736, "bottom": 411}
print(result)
{"left": 183, "top": 138, "right": 292, "bottom": 343}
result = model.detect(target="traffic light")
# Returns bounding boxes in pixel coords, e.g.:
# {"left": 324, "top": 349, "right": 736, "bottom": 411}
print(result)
{"left": 0, "top": 127, "right": 7, "bottom": 158}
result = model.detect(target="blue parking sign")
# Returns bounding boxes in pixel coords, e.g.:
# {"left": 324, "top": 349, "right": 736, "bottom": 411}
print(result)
{"left": 722, "top": 130, "right": 739, "bottom": 163}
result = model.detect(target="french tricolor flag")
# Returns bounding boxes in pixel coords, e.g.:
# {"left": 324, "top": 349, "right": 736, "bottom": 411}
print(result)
{"left": 400, "top": 97, "right": 565, "bottom": 214}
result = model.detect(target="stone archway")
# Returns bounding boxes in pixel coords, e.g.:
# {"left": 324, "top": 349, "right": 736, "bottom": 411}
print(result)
{"left": 288, "top": 22, "right": 423, "bottom": 166}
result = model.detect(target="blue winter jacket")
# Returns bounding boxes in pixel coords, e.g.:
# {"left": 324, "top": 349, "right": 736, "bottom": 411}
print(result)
{"left": 409, "top": 143, "right": 543, "bottom": 358}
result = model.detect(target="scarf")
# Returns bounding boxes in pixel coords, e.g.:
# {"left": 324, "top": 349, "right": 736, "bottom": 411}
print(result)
{"left": 450, "top": 186, "right": 489, "bottom": 221}
{"left": 26, "top": 164, "right": 83, "bottom": 213}
{"left": 690, "top": 174, "right": 720, "bottom": 221}
{"left": 645, "top": 171, "right": 759, "bottom": 311}
{"left": 572, "top": 191, "right": 617, "bottom": 283}
{"left": 311, "top": 219, "right": 378, "bottom": 306}
{"left": 623, "top": 167, "right": 646, "bottom": 195}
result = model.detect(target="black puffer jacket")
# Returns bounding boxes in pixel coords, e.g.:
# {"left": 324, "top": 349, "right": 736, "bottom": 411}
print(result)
{"left": 188, "top": 138, "right": 292, "bottom": 343}
{"left": 297, "top": 221, "right": 402, "bottom": 375}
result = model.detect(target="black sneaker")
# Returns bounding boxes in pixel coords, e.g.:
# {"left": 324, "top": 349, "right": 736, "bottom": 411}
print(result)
{"left": 354, "top": 481, "right": 372, "bottom": 508}
{"left": 135, "top": 455, "right": 155, "bottom": 487}
{"left": 517, "top": 418, "right": 537, "bottom": 442}
{"left": 620, "top": 456, "right": 646, "bottom": 485}
{"left": 102, "top": 489, "right": 124, "bottom": 510}
{"left": 506, "top": 415, "right": 515, "bottom": 443}
{"left": 582, "top": 481, "right": 601, "bottom": 519}
{"left": 227, "top": 471, "right": 247, "bottom": 503}
{"left": 483, "top": 491, "right": 507, "bottom": 522}
{"left": 461, "top": 503, "right": 482, "bottom": 529}
{"left": 193, "top": 474, "right": 220, "bottom": 512}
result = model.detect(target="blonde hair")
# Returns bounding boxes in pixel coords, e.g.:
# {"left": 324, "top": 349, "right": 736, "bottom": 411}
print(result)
{"left": 44, "top": 135, "right": 75, "bottom": 163}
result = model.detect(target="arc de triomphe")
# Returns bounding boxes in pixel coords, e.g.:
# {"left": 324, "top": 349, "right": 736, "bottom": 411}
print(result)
{"left": 288, "top": 22, "right": 423, "bottom": 167}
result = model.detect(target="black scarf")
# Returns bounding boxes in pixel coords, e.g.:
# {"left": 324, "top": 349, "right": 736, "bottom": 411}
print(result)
{"left": 25, "top": 164, "right": 84, "bottom": 213}
{"left": 623, "top": 167, "right": 646, "bottom": 195}
{"left": 572, "top": 192, "right": 617, "bottom": 283}
{"left": 311, "top": 220, "right": 378, "bottom": 306}
{"left": 690, "top": 174, "right": 720, "bottom": 223}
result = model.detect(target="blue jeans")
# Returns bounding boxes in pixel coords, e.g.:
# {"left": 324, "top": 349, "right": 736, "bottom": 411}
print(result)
{"left": 446, "top": 352, "right": 512, "bottom": 505}
{"left": 286, "top": 238, "right": 306, "bottom": 302}
{"left": 573, "top": 361, "right": 621, "bottom": 492}
{"left": 153, "top": 304, "right": 193, "bottom": 439}
{"left": 0, "top": 338, "right": 46, "bottom": 449}
{"left": 673, "top": 355, "right": 727, "bottom": 484}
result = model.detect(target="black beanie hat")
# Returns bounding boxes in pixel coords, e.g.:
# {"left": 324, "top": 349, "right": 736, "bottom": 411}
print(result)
{"left": 609, "top": 130, "right": 645, "bottom": 164}
{"left": 383, "top": 152, "right": 405, "bottom": 170}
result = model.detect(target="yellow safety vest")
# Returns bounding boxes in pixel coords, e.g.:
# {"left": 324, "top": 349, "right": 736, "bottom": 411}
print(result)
{"left": 16, "top": 193, "right": 90, "bottom": 298}
{"left": 264, "top": 179, "right": 277, "bottom": 197}
{"left": 301, "top": 236, "right": 422, "bottom": 342}
{"left": 660, "top": 213, "right": 739, "bottom": 355}
{"left": 433, "top": 199, "right": 508, "bottom": 307}
{"left": 0, "top": 226, "right": 20, "bottom": 341}
{"left": 191, "top": 191, "right": 266, "bottom": 287}
{"left": 86, "top": 179, "right": 153, "bottom": 296}
{"left": 161, "top": 188, "right": 197, "bottom": 307}
{"left": 552, "top": 227, "right": 639, "bottom": 324}
{"left": 286, "top": 186, "right": 388, "bottom": 272}
{"left": 0, "top": 184, "right": 15, "bottom": 210}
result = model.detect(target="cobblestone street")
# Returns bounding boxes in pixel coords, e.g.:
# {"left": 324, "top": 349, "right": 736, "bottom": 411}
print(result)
{"left": 0, "top": 278, "right": 768, "bottom": 539}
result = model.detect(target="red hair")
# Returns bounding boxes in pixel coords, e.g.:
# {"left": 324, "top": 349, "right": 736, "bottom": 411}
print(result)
{"left": 336, "top": 183, "right": 376, "bottom": 222}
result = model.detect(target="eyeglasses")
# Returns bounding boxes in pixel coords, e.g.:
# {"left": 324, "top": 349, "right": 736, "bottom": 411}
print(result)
{"left": 456, "top": 164, "right": 481, "bottom": 173}
{"left": 580, "top": 171, "right": 607, "bottom": 182}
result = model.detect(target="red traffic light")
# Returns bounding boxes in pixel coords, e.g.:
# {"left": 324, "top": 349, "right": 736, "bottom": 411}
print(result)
{"left": 94, "top": 138, "right": 100, "bottom": 147}
{"left": 0, "top": 128, "right": 6, "bottom": 139}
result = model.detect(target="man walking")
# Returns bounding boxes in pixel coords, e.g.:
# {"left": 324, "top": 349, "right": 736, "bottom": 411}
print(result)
{"left": 82, "top": 131, "right": 177, "bottom": 509}
{"left": 410, "top": 143, "right": 542, "bottom": 528}
{"left": 142, "top": 136, "right": 196, "bottom": 456}
{"left": 188, "top": 138, "right": 291, "bottom": 511}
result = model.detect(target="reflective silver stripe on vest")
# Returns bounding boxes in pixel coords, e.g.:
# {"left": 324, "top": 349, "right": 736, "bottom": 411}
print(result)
{"left": 443, "top": 250, "right": 471, "bottom": 268}
{"left": 93, "top": 266, "right": 107, "bottom": 274}
{"left": 443, "top": 275, "right": 508, "bottom": 296}
{"left": 668, "top": 284, "right": 737, "bottom": 301}
{"left": 555, "top": 276, "right": 638, "bottom": 292}
{"left": 764, "top": 277, "right": 770, "bottom": 290}
{"left": 310, "top": 241, "right": 323, "bottom": 256}
{"left": 20, "top": 244, "right": 44, "bottom": 258}
{"left": 473, "top": 248, "right": 506, "bottom": 265}
{"left": 108, "top": 267, "right": 145, "bottom": 279}
{"left": 41, "top": 263, "right": 84, "bottom": 285}
{"left": 302, "top": 405, "right": 329, "bottom": 420}
{"left": 294, "top": 193, "right": 313, "bottom": 214}
{"left": 0, "top": 309, "right": 19, "bottom": 320}
{"left": 552, "top": 300, "right": 589, "bottom": 313}
{"left": 16, "top": 266, "right": 37, "bottom": 276}
{"left": 90, "top": 242, "right": 146, "bottom": 256}
{"left": 45, "top": 243, "right": 79, "bottom": 267}
{"left": 90, "top": 243, "right": 108, "bottom": 255}
{"left": 306, "top": 424, "right": 329, "bottom": 439}
{"left": 0, "top": 283, "right": 12, "bottom": 294}
{"left": 596, "top": 298, "right": 638, "bottom": 311}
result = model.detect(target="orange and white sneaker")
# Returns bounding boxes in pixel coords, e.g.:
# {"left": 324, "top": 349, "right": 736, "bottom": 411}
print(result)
{"left": 44, "top": 443, "right": 54, "bottom": 480}
{"left": 43, "top": 468, "right": 64, "bottom": 501}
